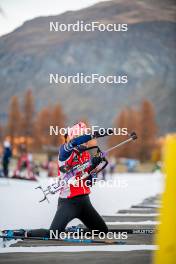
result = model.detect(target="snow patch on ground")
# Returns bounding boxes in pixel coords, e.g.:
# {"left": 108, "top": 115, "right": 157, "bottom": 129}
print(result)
{"left": 103, "top": 213, "right": 159, "bottom": 217}
{"left": 0, "top": 172, "right": 163, "bottom": 229}
{"left": 106, "top": 221, "right": 159, "bottom": 225}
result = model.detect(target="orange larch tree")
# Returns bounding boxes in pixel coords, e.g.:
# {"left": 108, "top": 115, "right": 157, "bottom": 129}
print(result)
{"left": 7, "top": 96, "right": 22, "bottom": 145}
{"left": 49, "top": 103, "right": 66, "bottom": 147}
{"left": 140, "top": 99, "right": 157, "bottom": 161}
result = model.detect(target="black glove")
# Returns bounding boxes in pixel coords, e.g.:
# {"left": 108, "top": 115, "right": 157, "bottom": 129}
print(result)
{"left": 93, "top": 128, "right": 114, "bottom": 138}
{"left": 130, "top": 131, "right": 138, "bottom": 140}
{"left": 91, "top": 156, "right": 103, "bottom": 169}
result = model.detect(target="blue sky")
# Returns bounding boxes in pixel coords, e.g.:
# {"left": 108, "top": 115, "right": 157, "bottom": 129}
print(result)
{"left": 0, "top": 0, "right": 106, "bottom": 36}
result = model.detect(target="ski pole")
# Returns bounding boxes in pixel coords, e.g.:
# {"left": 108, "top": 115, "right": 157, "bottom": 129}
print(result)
{"left": 102, "top": 131, "right": 137, "bottom": 157}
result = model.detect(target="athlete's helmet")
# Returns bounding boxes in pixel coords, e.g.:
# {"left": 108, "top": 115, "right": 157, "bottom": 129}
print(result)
{"left": 68, "top": 121, "right": 87, "bottom": 140}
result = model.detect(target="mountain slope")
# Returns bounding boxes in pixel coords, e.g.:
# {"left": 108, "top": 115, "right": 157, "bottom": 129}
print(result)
{"left": 0, "top": 0, "right": 176, "bottom": 134}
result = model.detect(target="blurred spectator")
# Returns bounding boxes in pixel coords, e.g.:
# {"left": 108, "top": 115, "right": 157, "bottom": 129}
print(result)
{"left": 13, "top": 144, "right": 37, "bottom": 180}
{"left": 126, "top": 159, "right": 138, "bottom": 172}
{"left": 2, "top": 140, "right": 12, "bottom": 177}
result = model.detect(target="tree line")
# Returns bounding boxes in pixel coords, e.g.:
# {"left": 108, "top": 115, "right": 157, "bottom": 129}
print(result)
{"left": 108, "top": 100, "right": 158, "bottom": 161}
{"left": 0, "top": 90, "right": 158, "bottom": 161}
{"left": 2, "top": 90, "right": 65, "bottom": 151}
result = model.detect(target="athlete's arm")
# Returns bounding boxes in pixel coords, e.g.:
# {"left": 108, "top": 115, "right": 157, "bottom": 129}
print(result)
{"left": 59, "top": 134, "right": 92, "bottom": 161}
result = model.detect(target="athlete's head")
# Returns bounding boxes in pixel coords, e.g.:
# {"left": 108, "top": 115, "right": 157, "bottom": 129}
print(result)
{"left": 64, "top": 121, "right": 88, "bottom": 142}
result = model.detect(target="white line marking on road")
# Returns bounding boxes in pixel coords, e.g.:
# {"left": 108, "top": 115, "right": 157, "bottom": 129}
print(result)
{"left": 0, "top": 245, "right": 158, "bottom": 253}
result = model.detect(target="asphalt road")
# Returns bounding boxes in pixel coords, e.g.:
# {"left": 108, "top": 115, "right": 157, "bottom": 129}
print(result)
{"left": 0, "top": 251, "right": 152, "bottom": 264}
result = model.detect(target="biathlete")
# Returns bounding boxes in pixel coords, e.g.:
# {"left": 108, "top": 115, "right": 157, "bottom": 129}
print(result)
{"left": 8, "top": 122, "right": 113, "bottom": 238}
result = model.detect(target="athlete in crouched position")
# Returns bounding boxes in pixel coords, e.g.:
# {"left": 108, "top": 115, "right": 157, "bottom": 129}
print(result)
{"left": 10, "top": 122, "right": 113, "bottom": 238}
